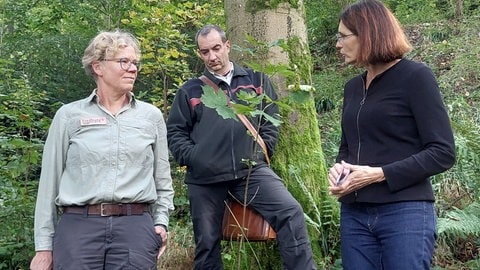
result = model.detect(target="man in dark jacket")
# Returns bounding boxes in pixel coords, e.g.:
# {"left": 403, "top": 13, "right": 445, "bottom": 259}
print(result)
{"left": 166, "top": 24, "right": 317, "bottom": 270}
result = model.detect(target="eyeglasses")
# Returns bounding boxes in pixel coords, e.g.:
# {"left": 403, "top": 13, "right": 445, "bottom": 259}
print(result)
{"left": 335, "top": 33, "right": 356, "bottom": 43}
{"left": 104, "top": 58, "right": 142, "bottom": 71}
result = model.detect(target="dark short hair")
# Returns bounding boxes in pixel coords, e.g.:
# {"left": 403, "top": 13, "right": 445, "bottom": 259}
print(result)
{"left": 340, "top": 0, "right": 411, "bottom": 65}
{"left": 195, "top": 25, "right": 227, "bottom": 48}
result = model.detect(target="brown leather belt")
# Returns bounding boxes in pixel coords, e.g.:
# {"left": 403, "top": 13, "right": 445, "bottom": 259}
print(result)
{"left": 62, "top": 203, "right": 149, "bottom": 217}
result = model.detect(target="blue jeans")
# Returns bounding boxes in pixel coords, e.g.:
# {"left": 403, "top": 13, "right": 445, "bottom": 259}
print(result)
{"left": 340, "top": 201, "right": 437, "bottom": 270}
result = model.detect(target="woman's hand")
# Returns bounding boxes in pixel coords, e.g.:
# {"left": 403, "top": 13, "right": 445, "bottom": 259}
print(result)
{"left": 328, "top": 161, "right": 385, "bottom": 198}
{"left": 155, "top": 225, "right": 168, "bottom": 259}
{"left": 30, "top": 251, "right": 53, "bottom": 270}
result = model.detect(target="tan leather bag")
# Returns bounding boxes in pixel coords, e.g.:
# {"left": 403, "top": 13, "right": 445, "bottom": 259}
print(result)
{"left": 199, "top": 75, "right": 276, "bottom": 241}
{"left": 222, "top": 199, "right": 276, "bottom": 241}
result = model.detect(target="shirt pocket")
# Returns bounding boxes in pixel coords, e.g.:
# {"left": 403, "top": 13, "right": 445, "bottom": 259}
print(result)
{"left": 118, "top": 119, "right": 156, "bottom": 168}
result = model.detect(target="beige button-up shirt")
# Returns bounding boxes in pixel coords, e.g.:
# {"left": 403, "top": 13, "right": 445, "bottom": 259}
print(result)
{"left": 33, "top": 90, "right": 174, "bottom": 251}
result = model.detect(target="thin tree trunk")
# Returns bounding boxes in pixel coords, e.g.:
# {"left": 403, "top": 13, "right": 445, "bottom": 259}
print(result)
{"left": 456, "top": 0, "right": 463, "bottom": 18}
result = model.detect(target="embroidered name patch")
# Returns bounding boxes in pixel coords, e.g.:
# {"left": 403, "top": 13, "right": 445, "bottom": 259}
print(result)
{"left": 80, "top": 117, "right": 107, "bottom": 126}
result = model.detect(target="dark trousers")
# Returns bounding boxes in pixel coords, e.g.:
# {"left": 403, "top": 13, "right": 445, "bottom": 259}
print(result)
{"left": 52, "top": 212, "right": 162, "bottom": 269}
{"left": 188, "top": 166, "right": 317, "bottom": 270}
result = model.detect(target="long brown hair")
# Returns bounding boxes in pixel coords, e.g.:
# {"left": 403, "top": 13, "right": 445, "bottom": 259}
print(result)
{"left": 340, "top": 0, "right": 411, "bottom": 66}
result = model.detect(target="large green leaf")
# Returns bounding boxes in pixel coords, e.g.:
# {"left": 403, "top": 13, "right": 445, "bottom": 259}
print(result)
{"left": 201, "top": 85, "right": 238, "bottom": 120}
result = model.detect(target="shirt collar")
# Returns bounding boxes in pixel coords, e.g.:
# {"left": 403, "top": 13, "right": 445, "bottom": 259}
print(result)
{"left": 88, "top": 89, "right": 137, "bottom": 107}
{"left": 210, "top": 62, "right": 234, "bottom": 85}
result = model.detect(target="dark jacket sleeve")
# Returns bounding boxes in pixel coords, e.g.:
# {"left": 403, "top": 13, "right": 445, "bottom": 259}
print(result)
{"left": 166, "top": 87, "right": 195, "bottom": 166}
{"left": 256, "top": 72, "right": 279, "bottom": 157}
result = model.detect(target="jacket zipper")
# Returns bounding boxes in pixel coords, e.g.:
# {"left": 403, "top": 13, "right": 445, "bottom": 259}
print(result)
{"left": 356, "top": 77, "right": 367, "bottom": 164}
{"left": 354, "top": 77, "right": 368, "bottom": 200}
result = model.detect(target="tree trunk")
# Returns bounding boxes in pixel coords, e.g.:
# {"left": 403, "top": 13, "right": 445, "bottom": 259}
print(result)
{"left": 224, "top": 0, "right": 339, "bottom": 268}
{"left": 455, "top": 0, "right": 463, "bottom": 18}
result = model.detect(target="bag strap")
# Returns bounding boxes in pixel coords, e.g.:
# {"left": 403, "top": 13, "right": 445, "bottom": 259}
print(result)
{"left": 199, "top": 75, "right": 270, "bottom": 165}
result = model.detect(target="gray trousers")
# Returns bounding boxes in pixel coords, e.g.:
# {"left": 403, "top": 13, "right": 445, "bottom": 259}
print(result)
{"left": 188, "top": 166, "right": 317, "bottom": 270}
{"left": 52, "top": 212, "right": 162, "bottom": 269}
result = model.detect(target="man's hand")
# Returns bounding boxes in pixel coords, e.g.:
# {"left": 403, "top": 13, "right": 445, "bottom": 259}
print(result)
{"left": 30, "top": 250, "right": 53, "bottom": 270}
{"left": 155, "top": 225, "right": 168, "bottom": 258}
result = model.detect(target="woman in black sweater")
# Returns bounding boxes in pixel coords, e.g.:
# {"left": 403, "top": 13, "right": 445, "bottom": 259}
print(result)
{"left": 327, "top": 1, "right": 456, "bottom": 269}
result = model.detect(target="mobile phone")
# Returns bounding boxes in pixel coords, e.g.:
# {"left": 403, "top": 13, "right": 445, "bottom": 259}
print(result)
{"left": 335, "top": 168, "right": 350, "bottom": 186}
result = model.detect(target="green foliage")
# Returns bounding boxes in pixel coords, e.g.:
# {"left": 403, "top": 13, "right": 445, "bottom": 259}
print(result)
{"left": 201, "top": 85, "right": 239, "bottom": 120}
{"left": 282, "top": 37, "right": 314, "bottom": 85}
{"left": 233, "top": 36, "right": 298, "bottom": 80}
{"left": 122, "top": 0, "right": 225, "bottom": 113}
{"left": 4, "top": 33, "right": 95, "bottom": 106}
{"left": 0, "top": 0, "right": 134, "bottom": 105}
{"left": 386, "top": 0, "right": 480, "bottom": 21}
{"left": 436, "top": 202, "right": 480, "bottom": 269}
{"left": 384, "top": 0, "right": 441, "bottom": 22}
{"left": 438, "top": 202, "right": 480, "bottom": 238}
{"left": 305, "top": 0, "right": 346, "bottom": 68}
{"left": 0, "top": 60, "right": 50, "bottom": 269}
{"left": 0, "top": 59, "right": 50, "bottom": 178}
{"left": 0, "top": 180, "right": 37, "bottom": 269}
{"left": 222, "top": 240, "right": 281, "bottom": 270}
{"left": 289, "top": 165, "right": 341, "bottom": 267}
{"left": 202, "top": 84, "right": 282, "bottom": 127}
{"left": 273, "top": 95, "right": 339, "bottom": 266}
{"left": 313, "top": 66, "right": 359, "bottom": 165}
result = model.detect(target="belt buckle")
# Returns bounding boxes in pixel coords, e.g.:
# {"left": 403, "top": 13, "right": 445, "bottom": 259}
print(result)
{"left": 100, "top": 203, "right": 112, "bottom": 216}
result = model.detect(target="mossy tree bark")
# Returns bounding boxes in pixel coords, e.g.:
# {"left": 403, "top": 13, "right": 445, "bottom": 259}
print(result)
{"left": 223, "top": 0, "right": 340, "bottom": 268}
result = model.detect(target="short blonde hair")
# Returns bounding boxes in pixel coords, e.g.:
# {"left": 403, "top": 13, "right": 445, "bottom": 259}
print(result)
{"left": 82, "top": 29, "right": 141, "bottom": 78}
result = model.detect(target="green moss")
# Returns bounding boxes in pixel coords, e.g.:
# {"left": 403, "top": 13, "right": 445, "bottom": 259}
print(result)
{"left": 285, "top": 37, "right": 313, "bottom": 85}
{"left": 272, "top": 94, "right": 339, "bottom": 265}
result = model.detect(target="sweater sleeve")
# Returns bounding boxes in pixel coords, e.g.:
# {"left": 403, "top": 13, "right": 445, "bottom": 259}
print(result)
{"left": 382, "top": 64, "right": 455, "bottom": 192}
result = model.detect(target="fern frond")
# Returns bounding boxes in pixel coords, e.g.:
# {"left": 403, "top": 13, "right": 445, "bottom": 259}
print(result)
{"left": 437, "top": 202, "right": 480, "bottom": 238}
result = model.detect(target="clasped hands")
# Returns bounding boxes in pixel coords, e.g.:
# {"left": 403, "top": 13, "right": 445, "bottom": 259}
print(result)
{"left": 328, "top": 161, "right": 385, "bottom": 198}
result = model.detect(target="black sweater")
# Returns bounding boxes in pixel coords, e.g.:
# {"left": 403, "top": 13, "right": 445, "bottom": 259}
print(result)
{"left": 337, "top": 59, "right": 456, "bottom": 204}
{"left": 166, "top": 63, "right": 279, "bottom": 184}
